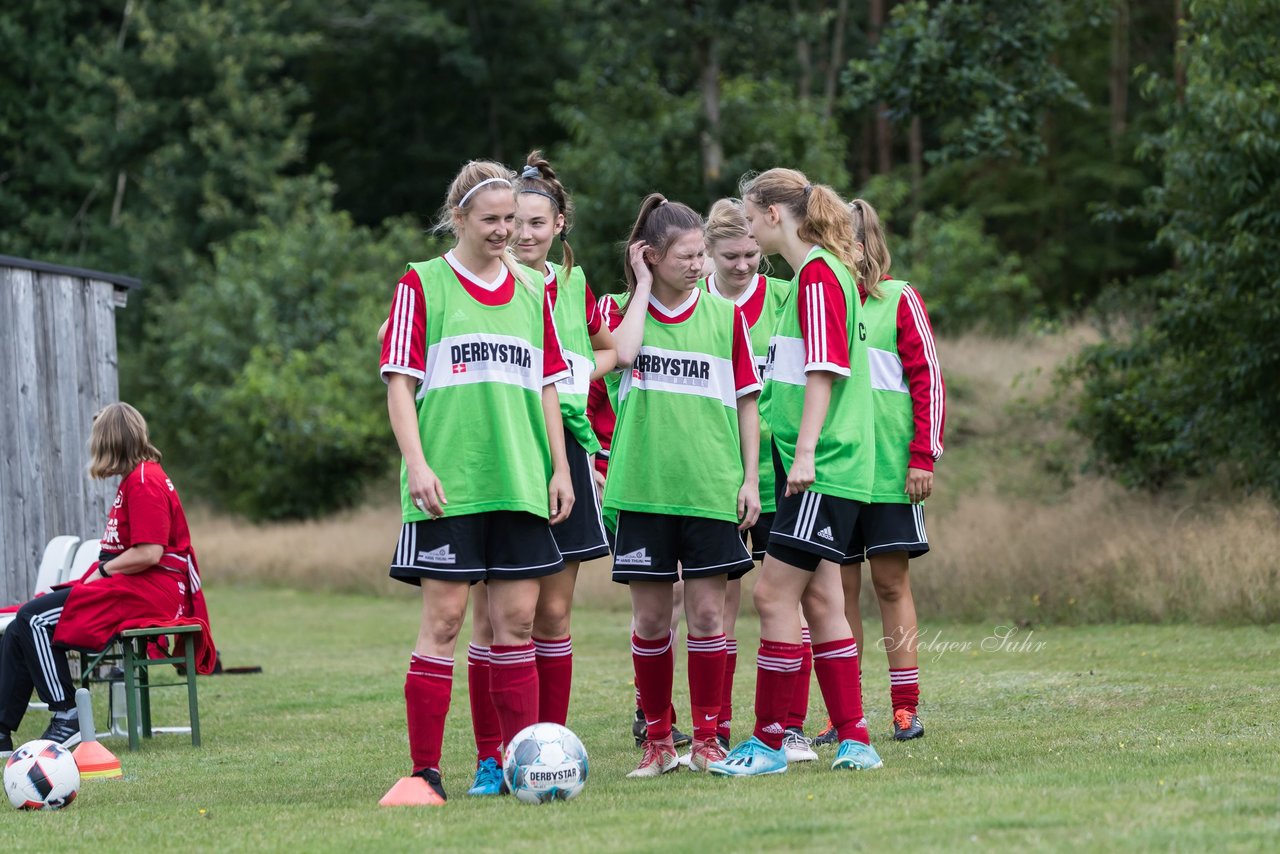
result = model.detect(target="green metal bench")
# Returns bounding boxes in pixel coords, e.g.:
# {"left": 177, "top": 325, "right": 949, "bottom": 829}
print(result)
{"left": 80, "top": 625, "right": 202, "bottom": 751}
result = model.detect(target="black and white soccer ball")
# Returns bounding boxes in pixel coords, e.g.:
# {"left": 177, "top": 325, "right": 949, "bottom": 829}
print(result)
{"left": 502, "top": 723, "right": 588, "bottom": 804}
{"left": 5, "top": 739, "right": 80, "bottom": 810}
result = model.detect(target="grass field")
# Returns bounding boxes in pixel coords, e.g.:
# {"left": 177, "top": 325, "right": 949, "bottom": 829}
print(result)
{"left": 2, "top": 586, "right": 1277, "bottom": 852}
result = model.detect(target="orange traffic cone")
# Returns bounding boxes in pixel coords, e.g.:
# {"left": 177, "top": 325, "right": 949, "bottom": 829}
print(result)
{"left": 72, "top": 688, "right": 122, "bottom": 780}
{"left": 378, "top": 776, "right": 444, "bottom": 807}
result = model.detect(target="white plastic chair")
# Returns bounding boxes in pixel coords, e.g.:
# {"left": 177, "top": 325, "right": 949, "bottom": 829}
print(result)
{"left": 66, "top": 539, "right": 101, "bottom": 584}
{"left": 0, "top": 535, "right": 81, "bottom": 636}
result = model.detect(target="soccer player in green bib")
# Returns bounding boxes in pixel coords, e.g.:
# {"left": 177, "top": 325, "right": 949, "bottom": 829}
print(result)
{"left": 710, "top": 168, "right": 884, "bottom": 777}
{"left": 462, "top": 151, "right": 618, "bottom": 796}
{"left": 605, "top": 194, "right": 764, "bottom": 777}
{"left": 813, "top": 198, "right": 945, "bottom": 746}
{"left": 700, "top": 199, "right": 822, "bottom": 760}
{"left": 377, "top": 160, "right": 575, "bottom": 807}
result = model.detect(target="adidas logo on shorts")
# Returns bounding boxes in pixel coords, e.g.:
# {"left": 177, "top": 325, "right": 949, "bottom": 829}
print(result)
{"left": 815, "top": 526, "right": 835, "bottom": 542}
{"left": 418, "top": 545, "right": 456, "bottom": 565}
{"left": 615, "top": 548, "right": 652, "bottom": 566}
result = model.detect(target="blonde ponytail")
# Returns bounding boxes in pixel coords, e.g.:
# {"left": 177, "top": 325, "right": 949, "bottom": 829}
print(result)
{"left": 849, "top": 198, "right": 889, "bottom": 300}
{"left": 740, "top": 168, "right": 863, "bottom": 284}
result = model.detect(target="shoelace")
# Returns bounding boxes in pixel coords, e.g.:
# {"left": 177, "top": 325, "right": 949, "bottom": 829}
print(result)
{"left": 728, "top": 739, "right": 766, "bottom": 761}
{"left": 696, "top": 740, "right": 727, "bottom": 763}
{"left": 640, "top": 740, "right": 670, "bottom": 768}
{"left": 894, "top": 709, "right": 915, "bottom": 730}
{"left": 475, "top": 760, "right": 501, "bottom": 787}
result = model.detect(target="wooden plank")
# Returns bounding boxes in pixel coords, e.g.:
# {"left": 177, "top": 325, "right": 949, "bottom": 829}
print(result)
{"left": 84, "top": 280, "right": 119, "bottom": 524}
{"left": 0, "top": 268, "right": 22, "bottom": 603}
{"left": 40, "top": 274, "right": 85, "bottom": 543}
{"left": 6, "top": 268, "right": 49, "bottom": 603}
{"left": 70, "top": 275, "right": 95, "bottom": 539}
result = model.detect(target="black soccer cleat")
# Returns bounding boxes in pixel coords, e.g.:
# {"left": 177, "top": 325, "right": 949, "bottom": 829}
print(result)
{"left": 413, "top": 767, "right": 448, "bottom": 802}
{"left": 813, "top": 718, "right": 839, "bottom": 747}
{"left": 41, "top": 715, "right": 82, "bottom": 749}
{"left": 892, "top": 709, "right": 924, "bottom": 740}
{"left": 632, "top": 706, "right": 693, "bottom": 748}
{"left": 0, "top": 731, "right": 13, "bottom": 758}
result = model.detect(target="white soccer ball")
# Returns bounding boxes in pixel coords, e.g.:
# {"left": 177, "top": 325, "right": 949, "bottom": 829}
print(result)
{"left": 4, "top": 739, "right": 80, "bottom": 810}
{"left": 502, "top": 723, "right": 588, "bottom": 804}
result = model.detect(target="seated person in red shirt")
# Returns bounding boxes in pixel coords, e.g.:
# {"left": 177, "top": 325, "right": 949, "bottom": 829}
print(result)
{"left": 0, "top": 402, "right": 215, "bottom": 755}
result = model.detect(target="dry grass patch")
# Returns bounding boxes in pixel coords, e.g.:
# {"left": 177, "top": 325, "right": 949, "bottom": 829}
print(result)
{"left": 190, "top": 326, "right": 1279, "bottom": 623}
{"left": 190, "top": 502, "right": 410, "bottom": 596}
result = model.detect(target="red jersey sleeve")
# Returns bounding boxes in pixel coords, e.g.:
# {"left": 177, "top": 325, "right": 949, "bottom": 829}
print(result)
{"left": 732, "top": 306, "right": 762, "bottom": 397}
{"left": 585, "top": 284, "right": 602, "bottom": 336}
{"left": 898, "top": 285, "right": 946, "bottom": 470}
{"left": 380, "top": 269, "right": 426, "bottom": 384}
{"left": 599, "top": 294, "right": 624, "bottom": 332}
{"left": 542, "top": 289, "right": 571, "bottom": 385}
{"left": 124, "top": 464, "right": 173, "bottom": 547}
{"left": 797, "top": 260, "right": 851, "bottom": 376}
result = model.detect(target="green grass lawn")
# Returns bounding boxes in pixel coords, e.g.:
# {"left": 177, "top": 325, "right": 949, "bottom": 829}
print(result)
{"left": 3, "top": 586, "right": 1278, "bottom": 852}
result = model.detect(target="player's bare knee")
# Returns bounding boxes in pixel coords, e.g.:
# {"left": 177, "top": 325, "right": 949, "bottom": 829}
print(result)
{"left": 424, "top": 615, "right": 463, "bottom": 647}
{"left": 532, "top": 606, "right": 570, "bottom": 640}
{"left": 685, "top": 603, "right": 723, "bottom": 637}
{"left": 633, "top": 609, "right": 670, "bottom": 639}
{"left": 801, "top": 584, "right": 838, "bottom": 623}
{"left": 871, "top": 568, "right": 908, "bottom": 602}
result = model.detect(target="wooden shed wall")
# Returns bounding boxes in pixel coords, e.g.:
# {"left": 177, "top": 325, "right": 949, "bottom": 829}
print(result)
{"left": 0, "top": 264, "right": 125, "bottom": 604}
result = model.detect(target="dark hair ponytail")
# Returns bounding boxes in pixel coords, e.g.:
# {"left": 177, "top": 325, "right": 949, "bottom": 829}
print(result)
{"left": 518, "top": 150, "right": 576, "bottom": 277}
{"left": 620, "top": 193, "right": 703, "bottom": 313}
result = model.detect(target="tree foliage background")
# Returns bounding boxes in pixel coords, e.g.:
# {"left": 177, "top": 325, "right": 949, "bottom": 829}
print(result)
{"left": 2, "top": 0, "right": 1275, "bottom": 518}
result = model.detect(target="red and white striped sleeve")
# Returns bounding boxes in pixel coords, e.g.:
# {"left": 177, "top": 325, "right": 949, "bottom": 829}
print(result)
{"left": 585, "top": 284, "right": 602, "bottom": 336}
{"left": 599, "top": 293, "right": 624, "bottom": 332}
{"left": 796, "top": 260, "right": 851, "bottom": 376}
{"left": 897, "top": 285, "right": 946, "bottom": 470}
{"left": 380, "top": 269, "right": 426, "bottom": 384}
{"left": 542, "top": 289, "right": 571, "bottom": 385}
{"left": 732, "top": 305, "right": 762, "bottom": 397}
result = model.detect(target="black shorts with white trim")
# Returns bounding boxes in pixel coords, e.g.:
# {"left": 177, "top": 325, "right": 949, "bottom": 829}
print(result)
{"left": 840, "top": 502, "right": 930, "bottom": 564}
{"left": 741, "top": 511, "right": 775, "bottom": 561}
{"left": 551, "top": 433, "right": 611, "bottom": 561}
{"left": 389, "top": 511, "right": 564, "bottom": 584}
{"left": 611, "top": 511, "right": 754, "bottom": 584}
{"left": 765, "top": 442, "right": 863, "bottom": 571}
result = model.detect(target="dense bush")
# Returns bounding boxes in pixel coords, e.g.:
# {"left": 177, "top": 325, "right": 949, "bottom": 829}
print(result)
{"left": 1073, "top": 0, "right": 1280, "bottom": 494}
{"left": 156, "top": 176, "right": 435, "bottom": 519}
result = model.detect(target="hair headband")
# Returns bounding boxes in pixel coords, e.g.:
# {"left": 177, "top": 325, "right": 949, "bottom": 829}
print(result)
{"left": 519, "top": 188, "right": 561, "bottom": 210}
{"left": 518, "top": 164, "right": 563, "bottom": 211}
{"left": 458, "top": 177, "right": 512, "bottom": 207}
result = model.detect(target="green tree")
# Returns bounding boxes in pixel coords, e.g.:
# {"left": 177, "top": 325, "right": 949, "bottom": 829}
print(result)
{"left": 1074, "top": 0, "right": 1280, "bottom": 493}
{"left": 554, "top": 0, "right": 852, "bottom": 287}
{"left": 159, "top": 175, "right": 432, "bottom": 520}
